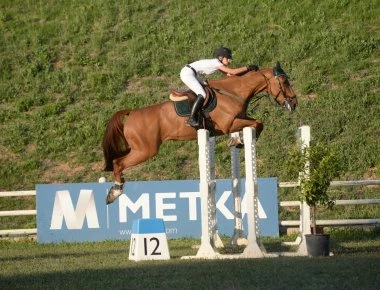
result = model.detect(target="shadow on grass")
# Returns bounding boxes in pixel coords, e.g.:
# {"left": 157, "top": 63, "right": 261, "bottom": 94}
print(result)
{"left": 327, "top": 227, "right": 380, "bottom": 255}
{"left": 329, "top": 227, "right": 380, "bottom": 242}
{"left": 0, "top": 248, "right": 127, "bottom": 263}
{"left": 332, "top": 244, "right": 380, "bottom": 255}
{"left": 2, "top": 255, "right": 380, "bottom": 290}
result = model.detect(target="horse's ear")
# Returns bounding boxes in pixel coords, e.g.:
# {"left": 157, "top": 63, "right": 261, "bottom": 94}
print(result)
{"left": 273, "top": 61, "right": 286, "bottom": 77}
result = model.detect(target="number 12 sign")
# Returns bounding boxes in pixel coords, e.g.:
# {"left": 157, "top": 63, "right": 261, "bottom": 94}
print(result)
{"left": 128, "top": 219, "right": 170, "bottom": 261}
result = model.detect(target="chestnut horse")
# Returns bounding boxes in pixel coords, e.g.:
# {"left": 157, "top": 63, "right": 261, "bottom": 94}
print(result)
{"left": 103, "top": 62, "right": 297, "bottom": 204}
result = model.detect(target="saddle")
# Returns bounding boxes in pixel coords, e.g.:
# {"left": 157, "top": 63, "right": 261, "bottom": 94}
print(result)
{"left": 169, "top": 86, "right": 217, "bottom": 117}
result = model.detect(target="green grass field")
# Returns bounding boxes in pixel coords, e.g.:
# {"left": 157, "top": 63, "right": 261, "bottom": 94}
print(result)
{"left": 1, "top": 0, "right": 379, "bottom": 190}
{"left": 1, "top": 228, "right": 379, "bottom": 289}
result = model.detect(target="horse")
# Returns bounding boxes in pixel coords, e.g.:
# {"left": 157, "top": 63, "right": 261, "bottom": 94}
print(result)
{"left": 102, "top": 62, "right": 297, "bottom": 204}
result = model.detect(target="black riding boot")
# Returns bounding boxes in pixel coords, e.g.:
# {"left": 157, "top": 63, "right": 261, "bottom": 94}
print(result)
{"left": 186, "top": 94, "right": 204, "bottom": 127}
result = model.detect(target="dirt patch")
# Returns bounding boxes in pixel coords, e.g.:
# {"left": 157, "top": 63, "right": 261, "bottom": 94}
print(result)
{"left": 41, "top": 160, "right": 85, "bottom": 184}
{"left": 0, "top": 145, "right": 16, "bottom": 161}
{"left": 363, "top": 167, "right": 379, "bottom": 181}
{"left": 350, "top": 69, "right": 371, "bottom": 81}
{"left": 52, "top": 60, "right": 64, "bottom": 70}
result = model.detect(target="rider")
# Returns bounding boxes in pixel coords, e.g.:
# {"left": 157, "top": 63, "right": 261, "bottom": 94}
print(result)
{"left": 180, "top": 46, "right": 259, "bottom": 127}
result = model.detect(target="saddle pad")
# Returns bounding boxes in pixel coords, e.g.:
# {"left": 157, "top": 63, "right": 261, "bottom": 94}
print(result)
{"left": 173, "top": 97, "right": 217, "bottom": 117}
{"left": 174, "top": 100, "right": 191, "bottom": 117}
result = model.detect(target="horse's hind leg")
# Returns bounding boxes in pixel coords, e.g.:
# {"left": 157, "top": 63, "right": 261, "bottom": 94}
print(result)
{"left": 106, "top": 149, "right": 156, "bottom": 204}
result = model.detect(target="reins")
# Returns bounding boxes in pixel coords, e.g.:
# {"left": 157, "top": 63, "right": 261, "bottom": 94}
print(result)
{"left": 210, "top": 70, "right": 268, "bottom": 105}
{"left": 212, "top": 88, "right": 245, "bottom": 105}
{"left": 211, "top": 68, "right": 292, "bottom": 108}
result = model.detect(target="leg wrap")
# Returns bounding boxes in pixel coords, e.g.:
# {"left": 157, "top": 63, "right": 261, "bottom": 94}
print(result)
{"left": 114, "top": 182, "right": 123, "bottom": 190}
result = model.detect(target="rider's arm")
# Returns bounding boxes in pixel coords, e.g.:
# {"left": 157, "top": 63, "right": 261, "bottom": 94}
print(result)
{"left": 217, "top": 65, "right": 249, "bottom": 76}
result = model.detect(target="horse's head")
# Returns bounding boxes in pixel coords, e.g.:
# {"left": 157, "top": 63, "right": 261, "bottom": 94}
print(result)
{"left": 266, "top": 62, "right": 297, "bottom": 111}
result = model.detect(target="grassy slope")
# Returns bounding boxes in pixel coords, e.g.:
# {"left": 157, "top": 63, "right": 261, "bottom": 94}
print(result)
{"left": 0, "top": 0, "right": 379, "bottom": 193}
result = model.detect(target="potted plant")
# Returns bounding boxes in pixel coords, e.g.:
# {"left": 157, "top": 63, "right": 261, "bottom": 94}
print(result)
{"left": 287, "top": 141, "right": 342, "bottom": 257}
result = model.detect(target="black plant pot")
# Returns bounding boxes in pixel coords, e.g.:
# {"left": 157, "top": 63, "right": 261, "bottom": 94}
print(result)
{"left": 305, "top": 234, "right": 330, "bottom": 257}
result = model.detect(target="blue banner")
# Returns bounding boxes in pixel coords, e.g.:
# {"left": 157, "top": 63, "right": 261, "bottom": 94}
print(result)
{"left": 36, "top": 178, "right": 278, "bottom": 243}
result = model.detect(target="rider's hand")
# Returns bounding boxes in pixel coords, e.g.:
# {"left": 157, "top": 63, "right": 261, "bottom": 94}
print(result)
{"left": 247, "top": 64, "right": 259, "bottom": 71}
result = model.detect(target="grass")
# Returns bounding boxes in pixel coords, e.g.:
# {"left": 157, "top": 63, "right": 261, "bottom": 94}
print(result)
{"left": 0, "top": 228, "right": 379, "bottom": 289}
{"left": 0, "top": 0, "right": 379, "bottom": 192}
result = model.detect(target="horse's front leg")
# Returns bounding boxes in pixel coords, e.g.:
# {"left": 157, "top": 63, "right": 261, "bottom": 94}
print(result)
{"left": 227, "top": 118, "right": 263, "bottom": 147}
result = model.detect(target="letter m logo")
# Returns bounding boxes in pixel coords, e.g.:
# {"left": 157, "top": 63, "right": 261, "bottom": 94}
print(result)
{"left": 50, "top": 190, "right": 99, "bottom": 230}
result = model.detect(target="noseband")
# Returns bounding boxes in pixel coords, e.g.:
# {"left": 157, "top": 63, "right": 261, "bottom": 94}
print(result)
{"left": 275, "top": 74, "right": 294, "bottom": 110}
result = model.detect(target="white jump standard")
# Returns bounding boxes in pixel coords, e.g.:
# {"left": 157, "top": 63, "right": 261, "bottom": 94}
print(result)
{"left": 229, "top": 131, "right": 246, "bottom": 246}
{"left": 280, "top": 125, "right": 311, "bottom": 256}
{"left": 182, "top": 127, "right": 276, "bottom": 259}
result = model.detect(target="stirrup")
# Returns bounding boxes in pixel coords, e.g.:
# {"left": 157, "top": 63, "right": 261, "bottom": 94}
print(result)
{"left": 186, "top": 117, "right": 199, "bottom": 127}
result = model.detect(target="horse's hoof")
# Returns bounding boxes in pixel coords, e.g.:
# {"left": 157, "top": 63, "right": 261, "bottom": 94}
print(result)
{"left": 106, "top": 188, "right": 123, "bottom": 204}
{"left": 227, "top": 137, "right": 235, "bottom": 147}
{"left": 227, "top": 137, "right": 244, "bottom": 148}
{"left": 235, "top": 143, "right": 244, "bottom": 149}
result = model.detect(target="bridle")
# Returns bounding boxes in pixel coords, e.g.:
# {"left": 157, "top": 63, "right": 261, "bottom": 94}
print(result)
{"left": 275, "top": 74, "right": 294, "bottom": 111}
{"left": 259, "top": 69, "right": 295, "bottom": 111}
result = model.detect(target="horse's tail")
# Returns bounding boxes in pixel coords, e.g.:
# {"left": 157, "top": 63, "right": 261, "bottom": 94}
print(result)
{"left": 102, "top": 109, "right": 131, "bottom": 171}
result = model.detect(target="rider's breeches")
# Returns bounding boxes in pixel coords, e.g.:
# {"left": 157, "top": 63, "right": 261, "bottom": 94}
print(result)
{"left": 180, "top": 66, "right": 206, "bottom": 98}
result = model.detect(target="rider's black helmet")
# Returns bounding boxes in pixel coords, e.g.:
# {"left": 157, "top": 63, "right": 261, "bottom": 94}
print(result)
{"left": 214, "top": 46, "right": 233, "bottom": 60}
